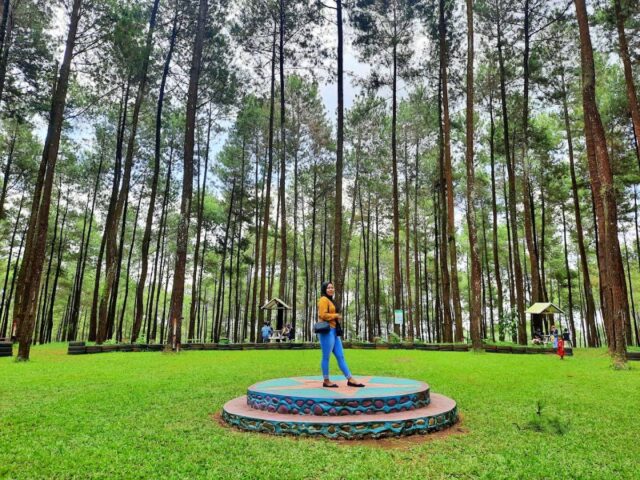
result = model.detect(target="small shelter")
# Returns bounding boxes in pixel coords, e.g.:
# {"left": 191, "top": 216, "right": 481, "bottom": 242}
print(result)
{"left": 260, "top": 298, "right": 291, "bottom": 330}
{"left": 525, "top": 302, "right": 565, "bottom": 335}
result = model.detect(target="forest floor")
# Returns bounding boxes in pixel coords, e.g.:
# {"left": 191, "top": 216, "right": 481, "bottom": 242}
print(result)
{"left": 1, "top": 344, "right": 639, "bottom": 479}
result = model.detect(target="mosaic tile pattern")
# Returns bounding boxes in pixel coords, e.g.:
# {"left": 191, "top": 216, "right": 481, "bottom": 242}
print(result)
{"left": 222, "top": 404, "right": 458, "bottom": 440}
{"left": 246, "top": 376, "right": 430, "bottom": 416}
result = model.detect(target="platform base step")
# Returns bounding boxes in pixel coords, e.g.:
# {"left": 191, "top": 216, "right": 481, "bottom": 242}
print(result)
{"left": 222, "top": 393, "right": 457, "bottom": 440}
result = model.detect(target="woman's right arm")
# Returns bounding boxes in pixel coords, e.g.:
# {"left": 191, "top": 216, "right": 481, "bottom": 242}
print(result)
{"left": 318, "top": 298, "right": 339, "bottom": 321}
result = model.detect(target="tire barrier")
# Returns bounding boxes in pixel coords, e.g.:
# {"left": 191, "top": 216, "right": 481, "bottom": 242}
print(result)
{"left": 65, "top": 341, "right": 572, "bottom": 356}
{"left": 0, "top": 341, "right": 12, "bottom": 357}
{"left": 483, "top": 344, "right": 574, "bottom": 356}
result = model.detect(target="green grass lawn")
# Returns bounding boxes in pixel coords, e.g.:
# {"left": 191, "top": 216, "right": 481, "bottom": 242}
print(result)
{"left": 1, "top": 345, "right": 639, "bottom": 479}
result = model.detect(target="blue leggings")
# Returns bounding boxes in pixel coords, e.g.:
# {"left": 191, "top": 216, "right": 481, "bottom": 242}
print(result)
{"left": 319, "top": 328, "right": 351, "bottom": 379}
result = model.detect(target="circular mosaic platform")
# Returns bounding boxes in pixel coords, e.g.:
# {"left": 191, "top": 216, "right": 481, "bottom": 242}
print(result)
{"left": 222, "top": 375, "right": 457, "bottom": 439}
{"left": 247, "top": 376, "right": 430, "bottom": 416}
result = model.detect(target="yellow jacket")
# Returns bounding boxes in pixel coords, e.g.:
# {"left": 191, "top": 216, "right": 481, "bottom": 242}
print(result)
{"left": 318, "top": 296, "right": 339, "bottom": 328}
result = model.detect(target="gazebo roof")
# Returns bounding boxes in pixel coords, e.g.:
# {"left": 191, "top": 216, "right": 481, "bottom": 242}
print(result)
{"left": 260, "top": 298, "right": 292, "bottom": 310}
{"left": 525, "top": 302, "right": 565, "bottom": 315}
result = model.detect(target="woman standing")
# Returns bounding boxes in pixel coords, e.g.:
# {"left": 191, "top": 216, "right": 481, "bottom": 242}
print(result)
{"left": 317, "top": 281, "right": 364, "bottom": 388}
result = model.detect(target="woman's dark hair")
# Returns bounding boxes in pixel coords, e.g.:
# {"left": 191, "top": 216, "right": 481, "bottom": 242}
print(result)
{"left": 321, "top": 281, "right": 334, "bottom": 300}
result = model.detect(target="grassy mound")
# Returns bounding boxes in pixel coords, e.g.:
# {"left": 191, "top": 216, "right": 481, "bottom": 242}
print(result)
{"left": 1, "top": 344, "right": 638, "bottom": 479}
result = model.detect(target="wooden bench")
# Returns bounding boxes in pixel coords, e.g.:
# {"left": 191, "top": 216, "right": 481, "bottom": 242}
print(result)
{"left": 269, "top": 330, "right": 289, "bottom": 343}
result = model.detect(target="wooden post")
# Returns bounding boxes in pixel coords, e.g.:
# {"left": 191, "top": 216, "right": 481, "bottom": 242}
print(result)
{"left": 171, "top": 316, "right": 181, "bottom": 352}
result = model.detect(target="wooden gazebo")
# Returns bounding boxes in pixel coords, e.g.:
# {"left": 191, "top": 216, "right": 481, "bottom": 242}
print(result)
{"left": 525, "top": 302, "right": 565, "bottom": 335}
{"left": 260, "top": 298, "right": 291, "bottom": 330}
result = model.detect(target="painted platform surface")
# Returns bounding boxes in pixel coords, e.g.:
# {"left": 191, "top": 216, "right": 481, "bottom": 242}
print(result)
{"left": 223, "top": 393, "right": 457, "bottom": 439}
{"left": 247, "top": 375, "right": 430, "bottom": 416}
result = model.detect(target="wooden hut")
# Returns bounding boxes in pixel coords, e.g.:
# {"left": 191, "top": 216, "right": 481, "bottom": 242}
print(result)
{"left": 260, "top": 298, "right": 291, "bottom": 331}
{"left": 525, "top": 302, "right": 565, "bottom": 336}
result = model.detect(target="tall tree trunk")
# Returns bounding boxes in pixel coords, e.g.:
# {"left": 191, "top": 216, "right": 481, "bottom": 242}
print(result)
{"left": 632, "top": 188, "right": 640, "bottom": 337}
{"left": 439, "top": 0, "right": 462, "bottom": 341}
{"left": 0, "top": 192, "right": 23, "bottom": 335}
{"left": 357, "top": 181, "right": 371, "bottom": 340}
{"left": 374, "top": 200, "right": 381, "bottom": 336}
{"left": 413, "top": 141, "right": 422, "bottom": 340}
{"left": 497, "top": 7, "right": 526, "bottom": 344}
{"left": 590, "top": 189, "right": 605, "bottom": 344}
{"left": 339, "top": 148, "right": 360, "bottom": 299}
{"left": 614, "top": 0, "right": 640, "bottom": 162}
{"left": 623, "top": 231, "right": 640, "bottom": 346}
{"left": 292, "top": 147, "right": 299, "bottom": 339}
{"left": 214, "top": 182, "right": 236, "bottom": 342}
{"left": 503, "top": 168, "right": 516, "bottom": 340}
{"left": 90, "top": 80, "right": 130, "bottom": 341}
{"left": 160, "top": 241, "right": 170, "bottom": 342}
{"left": 423, "top": 223, "right": 432, "bottom": 342}
{"left": 577, "top": 268, "right": 587, "bottom": 347}
{"left": 4, "top": 223, "right": 23, "bottom": 337}
{"left": 465, "top": 0, "right": 482, "bottom": 350}
{"left": 45, "top": 190, "right": 70, "bottom": 343}
{"left": 188, "top": 108, "right": 211, "bottom": 340}
{"left": 148, "top": 151, "right": 172, "bottom": 342}
{"left": 0, "top": 0, "right": 14, "bottom": 109}
{"left": 36, "top": 181, "right": 62, "bottom": 344}
{"left": 0, "top": 0, "right": 11, "bottom": 74}
{"left": 488, "top": 88, "right": 504, "bottom": 332}
{"left": 234, "top": 143, "right": 247, "bottom": 341}
{"left": 320, "top": 194, "right": 326, "bottom": 282}
{"left": 574, "top": 0, "right": 628, "bottom": 365}
{"left": 67, "top": 153, "right": 103, "bottom": 340}
{"left": 355, "top": 242, "right": 361, "bottom": 339}
{"left": 301, "top": 189, "right": 310, "bottom": 341}
{"left": 278, "top": 0, "right": 288, "bottom": 305}
{"left": 0, "top": 122, "right": 16, "bottom": 220}
{"left": 13, "top": 0, "right": 82, "bottom": 360}
{"left": 482, "top": 207, "right": 495, "bottom": 341}
{"left": 634, "top": 187, "right": 640, "bottom": 273}
{"left": 267, "top": 184, "right": 280, "bottom": 324}
{"left": 197, "top": 237, "right": 208, "bottom": 341}
{"left": 391, "top": 8, "right": 402, "bottom": 336}
{"left": 333, "top": 0, "right": 344, "bottom": 312}
{"left": 117, "top": 188, "right": 143, "bottom": 342}
{"left": 167, "top": 0, "right": 208, "bottom": 347}
{"left": 242, "top": 243, "right": 251, "bottom": 342}
{"left": 437, "top": 72, "right": 453, "bottom": 343}
{"left": 98, "top": 0, "right": 161, "bottom": 343}
{"left": 249, "top": 140, "right": 265, "bottom": 342}
{"left": 152, "top": 165, "right": 172, "bottom": 343}
{"left": 367, "top": 192, "right": 374, "bottom": 338}
{"left": 403, "top": 132, "right": 414, "bottom": 340}
{"left": 132, "top": 3, "right": 177, "bottom": 342}
{"left": 562, "top": 205, "right": 577, "bottom": 348}
{"left": 108, "top": 184, "right": 131, "bottom": 340}
{"left": 308, "top": 162, "right": 318, "bottom": 338}
{"left": 520, "top": 0, "right": 544, "bottom": 331}
{"left": 433, "top": 186, "right": 441, "bottom": 342}
{"left": 258, "top": 24, "right": 277, "bottom": 327}
{"left": 539, "top": 190, "right": 548, "bottom": 301}
{"left": 561, "top": 71, "right": 598, "bottom": 347}
{"left": 226, "top": 208, "right": 236, "bottom": 339}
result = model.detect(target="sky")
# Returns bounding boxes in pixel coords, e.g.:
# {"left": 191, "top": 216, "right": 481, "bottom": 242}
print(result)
{"left": 44, "top": 1, "right": 438, "bottom": 193}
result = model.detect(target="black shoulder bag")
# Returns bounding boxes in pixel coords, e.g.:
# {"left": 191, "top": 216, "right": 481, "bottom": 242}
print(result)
{"left": 314, "top": 321, "right": 330, "bottom": 334}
